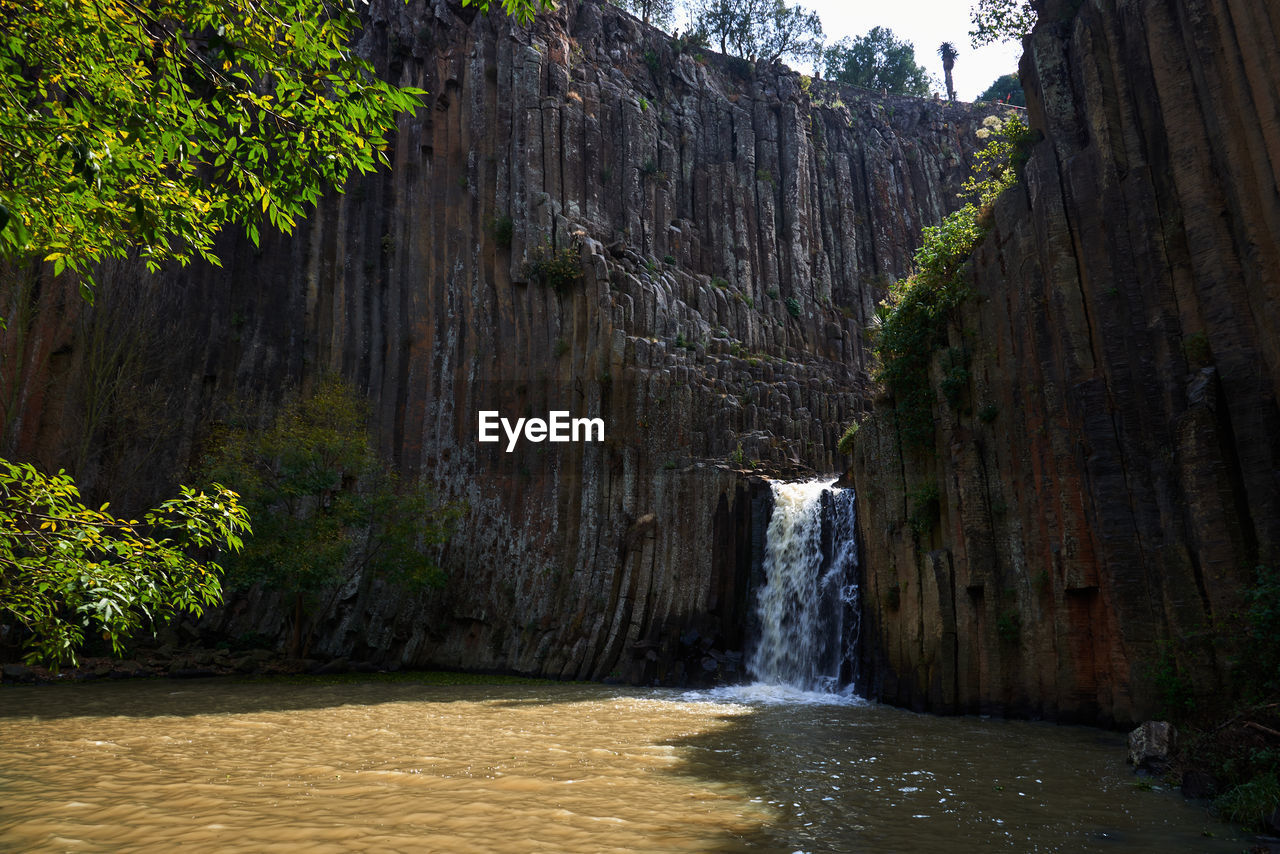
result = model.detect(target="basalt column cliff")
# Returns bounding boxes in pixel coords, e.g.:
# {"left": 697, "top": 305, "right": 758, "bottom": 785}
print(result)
{"left": 852, "top": 0, "right": 1280, "bottom": 725}
{"left": 1, "top": 1, "right": 996, "bottom": 680}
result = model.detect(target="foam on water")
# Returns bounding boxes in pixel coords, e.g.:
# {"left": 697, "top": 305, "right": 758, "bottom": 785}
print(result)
{"left": 683, "top": 683, "right": 868, "bottom": 707}
{"left": 744, "top": 478, "right": 861, "bottom": 697}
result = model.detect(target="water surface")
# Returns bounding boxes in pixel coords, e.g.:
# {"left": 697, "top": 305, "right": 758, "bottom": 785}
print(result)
{"left": 0, "top": 678, "right": 1240, "bottom": 852}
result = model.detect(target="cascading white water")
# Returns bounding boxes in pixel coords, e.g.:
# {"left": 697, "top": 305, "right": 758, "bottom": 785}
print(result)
{"left": 747, "top": 479, "right": 859, "bottom": 695}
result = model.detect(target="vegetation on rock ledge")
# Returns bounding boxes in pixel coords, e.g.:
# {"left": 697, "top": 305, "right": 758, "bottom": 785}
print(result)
{"left": 837, "top": 422, "right": 859, "bottom": 456}
{"left": 523, "top": 243, "right": 584, "bottom": 293}
{"left": 198, "top": 378, "right": 463, "bottom": 657}
{"left": 871, "top": 113, "right": 1034, "bottom": 449}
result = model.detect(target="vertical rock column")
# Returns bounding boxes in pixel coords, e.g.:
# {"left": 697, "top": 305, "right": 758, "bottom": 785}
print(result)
{"left": 853, "top": 0, "right": 1280, "bottom": 724}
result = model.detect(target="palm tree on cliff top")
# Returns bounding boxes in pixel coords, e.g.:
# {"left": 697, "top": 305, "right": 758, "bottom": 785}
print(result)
{"left": 939, "top": 41, "right": 958, "bottom": 101}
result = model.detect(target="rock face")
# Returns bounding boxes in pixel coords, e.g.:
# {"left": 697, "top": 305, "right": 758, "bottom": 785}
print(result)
{"left": 852, "top": 0, "right": 1280, "bottom": 723}
{"left": 1128, "top": 721, "right": 1177, "bottom": 774}
{"left": 0, "top": 1, "right": 995, "bottom": 680}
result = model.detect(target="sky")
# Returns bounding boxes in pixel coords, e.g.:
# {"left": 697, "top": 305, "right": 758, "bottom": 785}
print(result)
{"left": 797, "top": 0, "right": 1023, "bottom": 100}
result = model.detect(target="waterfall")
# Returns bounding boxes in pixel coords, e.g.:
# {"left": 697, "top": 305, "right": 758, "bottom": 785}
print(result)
{"left": 748, "top": 479, "right": 860, "bottom": 695}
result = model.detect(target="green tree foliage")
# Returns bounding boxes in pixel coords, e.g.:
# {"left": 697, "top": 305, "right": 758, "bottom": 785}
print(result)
{"left": 0, "top": 0, "right": 547, "bottom": 293}
{"left": 822, "top": 28, "right": 932, "bottom": 97}
{"left": 978, "top": 72, "right": 1025, "bottom": 106}
{"left": 198, "top": 378, "right": 463, "bottom": 655}
{"left": 609, "top": 0, "right": 676, "bottom": 29}
{"left": 872, "top": 113, "right": 1031, "bottom": 447}
{"left": 523, "top": 243, "right": 584, "bottom": 292}
{"left": 688, "top": 0, "right": 738, "bottom": 56}
{"left": 689, "top": 0, "right": 824, "bottom": 67}
{"left": 1, "top": 0, "right": 537, "bottom": 668}
{"left": 837, "top": 421, "right": 859, "bottom": 455}
{"left": 0, "top": 460, "right": 249, "bottom": 666}
{"left": 969, "top": 0, "right": 1037, "bottom": 48}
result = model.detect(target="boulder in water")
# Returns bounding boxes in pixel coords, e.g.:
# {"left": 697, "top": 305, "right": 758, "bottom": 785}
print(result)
{"left": 1127, "top": 721, "right": 1177, "bottom": 772}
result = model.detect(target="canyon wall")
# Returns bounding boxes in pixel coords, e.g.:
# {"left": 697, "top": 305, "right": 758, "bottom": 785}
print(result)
{"left": 852, "top": 0, "right": 1280, "bottom": 724}
{"left": 1, "top": 0, "right": 996, "bottom": 680}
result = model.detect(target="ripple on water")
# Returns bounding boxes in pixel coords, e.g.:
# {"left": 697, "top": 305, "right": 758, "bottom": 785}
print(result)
{"left": 0, "top": 678, "right": 1248, "bottom": 853}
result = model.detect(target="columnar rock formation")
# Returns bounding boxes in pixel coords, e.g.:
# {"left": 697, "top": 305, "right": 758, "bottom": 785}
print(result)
{"left": 852, "top": 0, "right": 1280, "bottom": 725}
{"left": 1, "top": 1, "right": 994, "bottom": 679}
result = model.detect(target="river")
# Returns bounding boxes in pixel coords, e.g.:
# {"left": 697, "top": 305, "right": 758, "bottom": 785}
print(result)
{"left": 0, "top": 481, "right": 1244, "bottom": 851}
{"left": 0, "top": 677, "right": 1242, "bottom": 852}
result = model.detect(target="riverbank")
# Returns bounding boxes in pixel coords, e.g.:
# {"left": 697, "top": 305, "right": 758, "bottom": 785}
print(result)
{"left": 0, "top": 648, "right": 556, "bottom": 687}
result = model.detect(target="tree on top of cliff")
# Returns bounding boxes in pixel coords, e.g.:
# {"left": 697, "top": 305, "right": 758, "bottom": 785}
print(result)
{"left": 0, "top": 0, "right": 549, "bottom": 298}
{"left": 609, "top": 0, "right": 676, "bottom": 30}
{"left": 938, "top": 41, "right": 958, "bottom": 102}
{"left": 969, "top": 0, "right": 1036, "bottom": 47}
{"left": 978, "top": 72, "right": 1025, "bottom": 107}
{"left": 689, "top": 0, "right": 824, "bottom": 67}
{"left": 822, "top": 28, "right": 933, "bottom": 98}
{"left": 688, "top": 0, "right": 739, "bottom": 56}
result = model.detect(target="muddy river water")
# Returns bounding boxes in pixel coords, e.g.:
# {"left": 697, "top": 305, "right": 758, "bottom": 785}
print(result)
{"left": 0, "top": 677, "right": 1245, "bottom": 852}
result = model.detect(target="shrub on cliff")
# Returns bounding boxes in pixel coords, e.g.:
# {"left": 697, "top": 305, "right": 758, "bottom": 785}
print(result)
{"left": 523, "top": 244, "right": 584, "bottom": 293}
{"left": 871, "top": 114, "right": 1031, "bottom": 448}
{"left": 872, "top": 204, "right": 983, "bottom": 446}
{"left": 197, "top": 378, "right": 463, "bottom": 657}
{"left": 837, "top": 422, "right": 859, "bottom": 456}
{"left": 489, "top": 214, "right": 515, "bottom": 249}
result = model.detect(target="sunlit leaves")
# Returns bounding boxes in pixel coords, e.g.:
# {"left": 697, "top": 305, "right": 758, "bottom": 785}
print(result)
{"left": 0, "top": 0, "right": 550, "bottom": 286}
{"left": 0, "top": 460, "right": 251, "bottom": 667}
{"left": 822, "top": 27, "right": 932, "bottom": 98}
{"left": 963, "top": 112, "right": 1031, "bottom": 207}
{"left": 969, "top": 0, "right": 1037, "bottom": 48}
{"left": 492, "top": 0, "right": 549, "bottom": 25}
{"left": 689, "top": 0, "right": 823, "bottom": 67}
